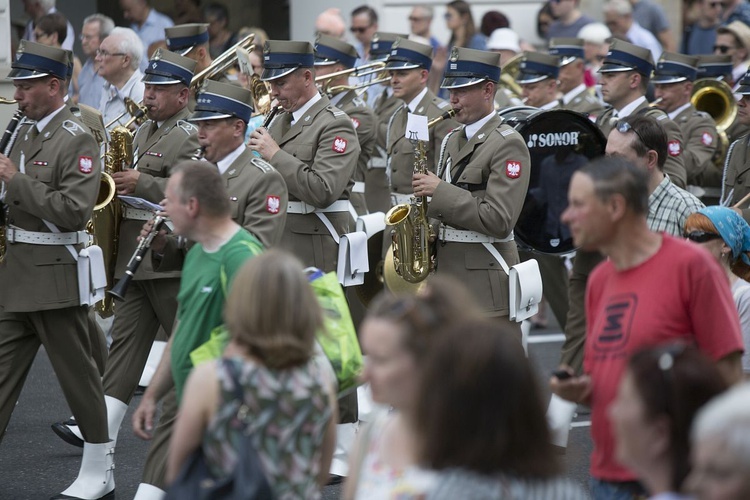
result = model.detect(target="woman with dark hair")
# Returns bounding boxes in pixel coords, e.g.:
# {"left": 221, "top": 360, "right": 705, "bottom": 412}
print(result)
{"left": 685, "top": 206, "right": 750, "bottom": 374}
{"left": 609, "top": 343, "right": 728, "bottom": 498}
{"left": 537, "top": 3, "right": 557, "bottom": 40}
{"left": 343, "top": 276, "right": 481, "bottom": 499}
{"left": 480, "top": 10, "right": 510, "bottom": 37}
{"left": 166, "top": 250, "right": 337, "bottom": 498}
{"left": 204, "top": 2, "right": 238, "bottom": 59}
{"left": 414, "top": 320, "right": 586, "bottom": 498}
{"left": 445, "top": 0, "right": 487, "bottom": 51}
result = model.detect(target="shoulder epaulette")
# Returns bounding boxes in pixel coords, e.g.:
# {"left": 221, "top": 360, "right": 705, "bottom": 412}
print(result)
{"left": 436, "top": 100, "right": 451, "bottom": 110}
{"left": 176, "top": 120, "right": 196, "bottom": 134}
{"left": 352, "top": 96, "right": 367, "bottom": 108}
{"left": 693, "top": 110, "right": 712, "bottom": 119}
{"left": 250, "top": 157, "right": 274, "bottom": 173}
{"left": 61, "top": 119, "right": 84, "bottom": 136}
{"left": 327, "top": 105, "right": 347, "bottom": 117}
{"left": 500, "top": 127, "right": 515, "bottom": 137}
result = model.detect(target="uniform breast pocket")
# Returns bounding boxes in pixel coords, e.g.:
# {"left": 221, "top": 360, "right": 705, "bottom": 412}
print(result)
{"left": 31, "top": 167, "right": 54, "bottom": 183}
{"left": 292, "top": 144, "right": 315, "bottom": 163}
{"left": 454, "top": 167, "right": 486, "bottom": 192}
{"left": 138, "top": 156, "right": 165, "bottom": 176}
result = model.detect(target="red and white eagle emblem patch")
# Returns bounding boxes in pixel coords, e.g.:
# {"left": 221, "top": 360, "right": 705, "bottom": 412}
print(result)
{"left": 701, "top": 132, "right": 714, "bottom": 146}
{"left": 667, "top": 140, "right": 682, "bottom": 157}
{"left": 506, "top": 160, "right": 522, "bottom": 179}
{"left": 332, "top": 136, "right": 348, "bottom": 153}
{"left": 266, "top": 195, "right": 280, "bottom": 214}
{"left": 78, "top": 156, "right": 93, "bottom": 173}
{"left": 351, "top": 118, "right": 360, "bottom": 129}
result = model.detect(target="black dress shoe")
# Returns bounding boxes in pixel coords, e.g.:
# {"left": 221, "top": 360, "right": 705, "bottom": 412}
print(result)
{"left": 50, "top": 489, "right": 115, "bottom": 499}
{"left": 51, "top": 421, "right": 84, "bottom": 448}
{"left": 327, "top": 474, "right": 344, "bottom": 486}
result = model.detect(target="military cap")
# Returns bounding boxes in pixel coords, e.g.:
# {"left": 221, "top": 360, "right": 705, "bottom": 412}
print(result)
{"left": 517, "top": 51, "right": 560, "bottom": 84}
{"left": 599, "top": 39, "right": 654, "bottom": 76}
{"left": 718, "top": 21, "right": 750, "bottom": 52}
{"left": 370, "top": 32, "right": 408, "bottom": 62}
{"left": 8, "top": 40, "right": 69, "bottom": 80}
{"left": 65, "top": 49, "right": 74, "bottom": 79}
{"left": 142, "top": 48, "right": 197, "bottom": 86}
{"left": 548, "top": 38, "right": 585, "bottom": 66}
{"left": 314, "top": 34, "right": 358, "bottom": 69}
{"left": 697, "top": 54, "right": 733, "bottom": 80}
{"left": 736, "top": 69, "right": 750, "bottom": 95}
{"left": 385, "top": 37, "right": 433, "bottom": 71}
{"left": 261, "top": 40, "right": 315, "bottom": 81}
{"left": 190, "top": 80, "right": 254, "bottom": 123}
{"left": 441, "top": 46, "right": 501, "bottom": 89}
{"left": 652, "top": 52, "right": 699, "bottom": 84}
{"left": 165, "top": 23, "right": 210, "bottom": 55}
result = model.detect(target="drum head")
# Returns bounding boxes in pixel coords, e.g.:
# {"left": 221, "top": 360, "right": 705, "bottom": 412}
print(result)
{"left": 502, "top": 109, "right": 606, "bottom": 254}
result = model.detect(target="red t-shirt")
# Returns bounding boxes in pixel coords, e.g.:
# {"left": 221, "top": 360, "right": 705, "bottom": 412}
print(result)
{"left": 584, "top": 235, "right": 744, "bottom": 482}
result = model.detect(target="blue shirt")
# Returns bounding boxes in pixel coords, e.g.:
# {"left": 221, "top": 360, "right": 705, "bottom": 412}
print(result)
{"left": 131, "top": 8, "right": 174, "bottom": 72}
{"left": 726, "top": 3, "right": 750, "bottom": 26}
{"left": 685, "top": 24, "right": 718, "bottom": 55}
{"left": 77, "top": 58, "right": 107, "bottom": 109}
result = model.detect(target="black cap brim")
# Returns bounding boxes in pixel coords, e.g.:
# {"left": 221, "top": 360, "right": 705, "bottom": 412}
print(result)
{"left": 440, "top": 76, "right": 487, "bottom": 89}
{"left": 188, "top": 110, "right": 234, "bottom": 121}
{"left": 7, "top": 68, "right": 51, "bottom": 80}
{"left": 142, "top": 73, "right": 183, "bottom": 85}
{"left": 598, "top": 62, "right": 637, "bottom": 73}
{"left": 260, "top": 66, "right": 298, "bottom": 81}
{"left": 651, "top": 75, "right": 688, "bottom": 84}
{"left": 385, "top": 60, "right": 422, "bottom": 71}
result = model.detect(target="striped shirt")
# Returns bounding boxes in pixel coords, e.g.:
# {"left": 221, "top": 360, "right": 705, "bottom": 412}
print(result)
{"left": 648, "top": 175, "right": 705, "bottom": 236}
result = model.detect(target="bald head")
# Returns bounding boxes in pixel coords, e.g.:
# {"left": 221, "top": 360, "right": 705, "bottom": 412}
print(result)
{"left": 315, "top": 8, "right": 346, "bottom": 39}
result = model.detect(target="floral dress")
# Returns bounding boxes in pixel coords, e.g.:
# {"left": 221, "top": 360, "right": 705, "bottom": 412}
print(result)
{"left": 203, "top": 356, "right": 334, "bottom": 499}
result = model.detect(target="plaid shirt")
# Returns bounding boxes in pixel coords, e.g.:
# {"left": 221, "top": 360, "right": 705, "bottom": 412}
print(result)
{"left": 648, "top": 175, "right": 705, "bottom": 236}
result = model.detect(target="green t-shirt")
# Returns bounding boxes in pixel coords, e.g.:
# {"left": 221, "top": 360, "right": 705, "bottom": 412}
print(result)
{"left": 171, "top": 227, "right": 263, "bottom": 401}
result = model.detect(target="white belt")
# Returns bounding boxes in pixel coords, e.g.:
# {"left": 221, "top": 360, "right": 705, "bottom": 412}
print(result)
{"left": 440, "top": 226, "right": 514, "bottom": 244}
{"left": 5, "top": 226, "right": 91, "bottom": 245}
{"left": 390, "top": 192, "right": 413, "bottom": 205}
{"left": 287, "top": 200, "right": 354, "bottom": 215}
{"left": 122, "top": 207, "right": 153, "bottom": 221}
{"left": 352, "top": 182, "right": 366, "bottom": 194}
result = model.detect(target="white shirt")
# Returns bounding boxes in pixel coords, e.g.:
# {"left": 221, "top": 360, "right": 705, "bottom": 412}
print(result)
{"left": 667, "top": 102, "right": 692, "bottom": 121}
{"left": 562, "top": 83, "right": 588, "bottom": 105}
{"left": 216, "top": 143, "right": 247, "bottom": 175}
{"left": 539, "top": 99, "right": 559, "bottom": 111}
{"left": 291, "top": 92, "right": 322, "bottom": 125}
{"left": 36, "top": 104, "right": 67, "bottom": 133}
{"left": 406, "top": 87, "right": 429, "bottom": 113}
{"left": 616, "top": 96, "right": 648, "bottom": 118}
{"left": 464, "top": 111, "right": 496, "bottom": 140}
{"left": 625, "top": 21, "right": 663, "bottom": 62}
{"left": 100, "top": 70, "right": 145, "bottom": 131}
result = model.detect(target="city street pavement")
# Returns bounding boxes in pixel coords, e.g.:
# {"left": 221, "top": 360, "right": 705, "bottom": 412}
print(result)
{"left": 0, "top": 316, "right": 592, "bottom": 499}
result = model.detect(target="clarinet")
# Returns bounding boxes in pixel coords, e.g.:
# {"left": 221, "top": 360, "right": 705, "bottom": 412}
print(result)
{"left": 107, "top": 216, "right": 166, "bottom": 300}
{"left": 0, "top": 110, "right": 23, "bottom": 156}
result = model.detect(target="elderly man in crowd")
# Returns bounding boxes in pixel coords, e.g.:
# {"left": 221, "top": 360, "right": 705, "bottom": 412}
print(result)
{"left": 97, "top": 27, "right": 145, "bottom": 130}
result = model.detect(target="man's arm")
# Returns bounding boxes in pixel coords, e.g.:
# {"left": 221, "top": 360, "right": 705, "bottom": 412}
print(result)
{"left": 716, "top": 351, "right": 744, "bottom": 386}
{"left": 132, "top": 329, "right": 177, "bottom": 440}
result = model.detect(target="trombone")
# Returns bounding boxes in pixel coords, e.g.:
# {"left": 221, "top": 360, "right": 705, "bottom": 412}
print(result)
{"left": 105, "top": 98, "right": 148, "bottom": 130}
{"left": 315, "top": 61, "right": 391, "bottom": 96}
{"left": 0, "top": 97, "right": 17, "bottom": 105}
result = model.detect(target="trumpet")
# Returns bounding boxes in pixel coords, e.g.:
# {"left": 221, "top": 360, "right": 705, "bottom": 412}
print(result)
{"left": 190, "top": 33, "right": 255, "bottom": 92}
{"left": 105, "top": 97, "right": 148, "bottom": 130}
{"left": 108, "top": 215, "right": 167, "bottom": 301}
{"left": 315, "top": 61, "right": 391, "bottom": 96}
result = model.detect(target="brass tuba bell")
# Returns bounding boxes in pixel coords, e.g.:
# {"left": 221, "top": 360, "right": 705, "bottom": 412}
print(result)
{"left": 691, "top": 78, "right": 738, "bottom": 169}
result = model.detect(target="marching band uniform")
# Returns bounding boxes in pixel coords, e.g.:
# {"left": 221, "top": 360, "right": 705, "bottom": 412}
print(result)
{"left": 722, "top": 70, "right": 750, "bottom": 224}
{"left": 367, "top": 33, "right": 407, "bottom": 214}
{"left": 549, "top": 38, "right": 605, "bottom": 119}
{"left": 0, "top": 41, "right": 112, "bottom": 500}
{"left": 385, "top": 38, "right": 457, "bottom": 204}
{"left": 429, "top": 47, "right": 530, "bottom": 325}
{"left": 189, "top": 80, "right": 288, "bottom": 247}
{"left": 314, "top": 34, "right": 376, "bottom": 216}
{"left": 261, "top": 41, "right": 360, "bottom": 272}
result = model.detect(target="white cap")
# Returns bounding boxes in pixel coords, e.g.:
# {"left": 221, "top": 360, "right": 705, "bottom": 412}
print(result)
{"left": 486, "top": 28, "right": 521, "bottom": 53}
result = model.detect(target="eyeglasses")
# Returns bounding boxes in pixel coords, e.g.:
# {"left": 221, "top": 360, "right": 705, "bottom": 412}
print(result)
{"left": 409, "top": 16, "right": 429, "bottom": 22}
{"left": 615, "top": 119, "right": 650, "bottom": 150}
{"left": 684, "top": 230, "right": 723, "bottom": 243}
{"left": 713, "top": 44, "right": 736, "bottom": 54}
{"left": 444, "top": 12, "right": 454, "bottom": 19}
{"left": 96, "top": 49, "right": 127, "bottom": 58}
{"left": 79, "top": 34, "right": 97, "bottom": 41}
{"left": 350, "top": 25, "right": 372, "bottom": 34}
{"left": 708, "top": 1, "right": 724, "bottom": 7}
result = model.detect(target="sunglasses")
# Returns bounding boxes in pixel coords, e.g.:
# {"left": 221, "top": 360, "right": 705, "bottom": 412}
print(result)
{"left": 409, "top": 16, "right": 428, "bottom": 22}
{"left": 714, "top": 44, "right": 736, "bottom": 54}
{"left": 615, "top": 119, "right": 650, "bottom": 149}
{"left": 350, "top": 25, "right": 372, "bottom": 34}
{"left": 684, "top": 230, "right": 723, "bottom": 243}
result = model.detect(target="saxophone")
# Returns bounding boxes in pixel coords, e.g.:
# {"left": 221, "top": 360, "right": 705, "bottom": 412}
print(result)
{"left": 89, "top": 124, "right": 131, "bottom": 316}
{"left": 384, "top": 109, "right": 456, "bottom": 285}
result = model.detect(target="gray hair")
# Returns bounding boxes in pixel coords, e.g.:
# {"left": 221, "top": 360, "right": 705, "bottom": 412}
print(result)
{"left": 692, "top": 383, "right": 750, "bottom": 465}
{"left": 108, "top": 27, "right": 143, "bottom": 70}
{"left": 83, "top": 14, "right": 115, "bottom": 39}
{"left": 578, "top": 22, "right": 612, "bottom": 44}
{"left": 413, "top": 4, "right": 434, "bottom": 19}
{"left": 604, "top": 0, "right": 633, "bottom": 16}
{"left": 39, "top": 0, "right": 56, "bottom": 12}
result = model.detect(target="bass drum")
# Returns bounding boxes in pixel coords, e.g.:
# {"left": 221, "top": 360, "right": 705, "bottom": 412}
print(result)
{"left": 499, "top": 106, "right": 607, "bottom": 254}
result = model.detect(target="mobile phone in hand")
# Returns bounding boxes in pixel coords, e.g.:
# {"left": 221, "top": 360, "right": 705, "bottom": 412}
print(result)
{"left": 552, "top": 369, "right": 573, "bottom": 380}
